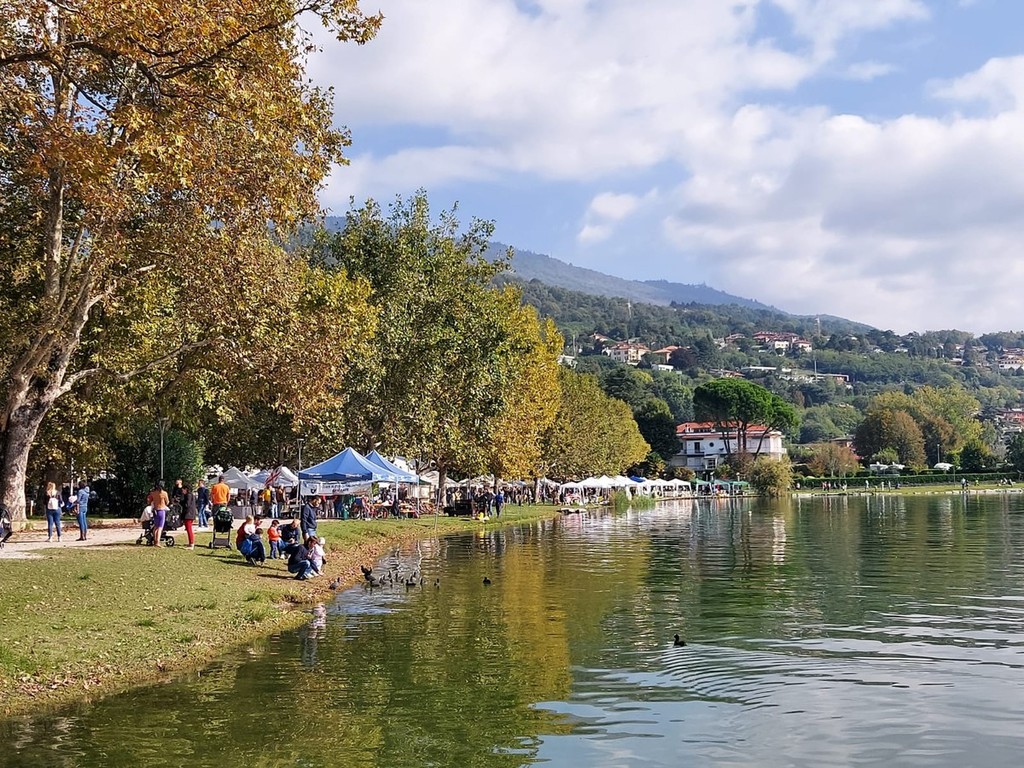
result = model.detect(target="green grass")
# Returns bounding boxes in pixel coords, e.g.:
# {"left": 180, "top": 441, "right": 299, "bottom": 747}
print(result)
{"left": 0, "top": 505, "right": 560, "bottom": 716}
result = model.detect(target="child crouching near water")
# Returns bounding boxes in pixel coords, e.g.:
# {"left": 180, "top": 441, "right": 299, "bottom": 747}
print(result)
{"left": 308, "top": 535, "right": 326, "bottom": 575}
{"left": 267, "top": 519, "right": 282, "bottom": 559}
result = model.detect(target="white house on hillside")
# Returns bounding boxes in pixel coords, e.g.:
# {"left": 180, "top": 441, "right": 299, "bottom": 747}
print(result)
{"left": 603, "top": 342, "right": 650, "bottom": 366}
{"left": 669, "top": 422, "right": 787, "bottom": 472}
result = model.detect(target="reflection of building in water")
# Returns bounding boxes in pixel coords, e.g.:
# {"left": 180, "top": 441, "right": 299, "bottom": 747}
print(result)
{"left": 772, "top": 515, "right": 787, "bottom": 564}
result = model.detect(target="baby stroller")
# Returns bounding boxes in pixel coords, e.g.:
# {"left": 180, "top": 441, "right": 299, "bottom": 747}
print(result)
{"left": 209, "top": 504, "right": 233, "bottom": 549}
{"left": 0, "top": 505, "right": 13, "bottom": 549}
{"left": 137, "top": 518, "right": 175, "bottom": 547}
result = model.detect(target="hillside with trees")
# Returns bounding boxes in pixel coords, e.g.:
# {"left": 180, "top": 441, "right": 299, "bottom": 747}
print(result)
{"left": 512, "top": 277, "right": 1024, "bottom": 481}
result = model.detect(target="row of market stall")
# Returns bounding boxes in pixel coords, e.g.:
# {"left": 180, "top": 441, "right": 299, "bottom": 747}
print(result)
{"left": 211, "top": 446, "right": 751, "bottom": 505}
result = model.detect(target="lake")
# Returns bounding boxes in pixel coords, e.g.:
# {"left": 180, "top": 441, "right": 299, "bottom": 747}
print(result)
{"left": 5, "top": 493, "right": 1024, "bottom": 767}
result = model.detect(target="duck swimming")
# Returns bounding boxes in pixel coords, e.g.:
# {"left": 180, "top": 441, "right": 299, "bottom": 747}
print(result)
{"left": 673, "top": 634, "right": 686, "bottom": 647}
{"left": 482, "top": 576, "right": 492, "bottom": 586}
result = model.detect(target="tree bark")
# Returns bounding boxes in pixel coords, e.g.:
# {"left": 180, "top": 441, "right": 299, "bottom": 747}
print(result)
{"left": 0, "top": 385, "right": 50, "bottom": 525}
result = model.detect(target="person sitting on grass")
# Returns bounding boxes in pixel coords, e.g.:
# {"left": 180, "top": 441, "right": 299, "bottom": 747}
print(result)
{"left": 236, "top": 518, "right": 266, "bottom": 565}
{"left": 285, "top": 538, "right": 314, "bottom": 580}
{"left": 279, "top": 517, "right": 301, "bottom": 547}
{"left": 237, "top": 515, "right": 266, "bottom": 565}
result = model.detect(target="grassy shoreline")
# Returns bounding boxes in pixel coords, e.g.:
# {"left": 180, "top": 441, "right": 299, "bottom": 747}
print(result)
{"left": 0, "top": 506, "right": 561, "bottom": 718}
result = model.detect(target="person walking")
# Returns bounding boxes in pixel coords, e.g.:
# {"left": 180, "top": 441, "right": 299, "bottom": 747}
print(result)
{"left": 73, "top": 479, "right": 91, "bottom": 541}
{"left": 44, "top": 481, "right": 62, "bottom": 542}
{"left": 182, "top": 482, "right": 198, "bottom": 549}
{"left": 146, "top": 480, "right": 170, "bottom": 547}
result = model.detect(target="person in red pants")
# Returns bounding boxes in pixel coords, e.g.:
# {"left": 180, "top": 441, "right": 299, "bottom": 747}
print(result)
{"left": 181, "top": 482, "right": 198, "bottom": 549}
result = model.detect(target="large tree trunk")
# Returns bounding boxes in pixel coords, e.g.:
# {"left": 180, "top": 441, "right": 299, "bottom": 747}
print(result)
{"left": 0, "top": 382, "right": 51, "bottom": 525}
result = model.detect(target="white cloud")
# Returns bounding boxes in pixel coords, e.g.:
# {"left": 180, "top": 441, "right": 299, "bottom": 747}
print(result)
{"left": 307, "top": 1, "right": 1024, "bottom": 331}
{"left": 844, "top": 61, "right": 897, "bottom": 81}
{"left": 311, "top": 0, "right": 815, "bottom": 203}
{"left": 768, "top": 0, "right": 930, "bottom": 60}
{"left": 661, "top": 56, "right": 1024, "bottom": 331}
{"left": 931, "top": 55, "right": 1024, "bottom": 111}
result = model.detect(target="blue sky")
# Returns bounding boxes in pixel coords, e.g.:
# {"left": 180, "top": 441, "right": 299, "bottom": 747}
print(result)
{"left": 309, "top": 0, "right": 1024, "bottom": 333}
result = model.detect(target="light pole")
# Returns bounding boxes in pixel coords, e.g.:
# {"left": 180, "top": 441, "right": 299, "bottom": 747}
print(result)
{"left": 296, "top": 437, "right": 305, "bottom": 504}
{"left": 158, "top": 417, "right": 171, "bottom": 483}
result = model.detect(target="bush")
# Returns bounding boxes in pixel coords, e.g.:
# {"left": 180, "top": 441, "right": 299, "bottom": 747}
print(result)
{"left": 749, "top": 457, "right": 793, "bottom": 498}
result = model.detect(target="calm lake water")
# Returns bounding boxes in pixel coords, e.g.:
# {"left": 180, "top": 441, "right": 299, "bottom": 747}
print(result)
{"left": 6, "top": 493, "right": 1024, "bottom": 767}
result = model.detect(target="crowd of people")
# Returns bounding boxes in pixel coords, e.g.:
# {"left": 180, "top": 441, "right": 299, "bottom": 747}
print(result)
{"left": 135, "top": 474, "right": 328, "bottom": 581}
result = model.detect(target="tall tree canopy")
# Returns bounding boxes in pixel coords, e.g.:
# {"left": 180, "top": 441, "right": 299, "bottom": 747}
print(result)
{"left": 693, "top": 378, "right": 797, "bottom": 458}
{"left": 853, "top": 408, "right": 927, "bottom": 469}
{"left": 542, "top": 369, "right": 649, "bottom": 479}
{"left": 0, "top": 0, "right": 381, "bottom": 519}
{"left": 318, "top": 193, "right": 563, "bottom": 482}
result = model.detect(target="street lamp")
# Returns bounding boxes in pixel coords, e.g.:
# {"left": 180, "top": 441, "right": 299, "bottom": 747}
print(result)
{"left": 296, "top": 437, "right": 305, "bottom": 502}
{"left": 158, "top": 417, "right": 171, "bottom": 483}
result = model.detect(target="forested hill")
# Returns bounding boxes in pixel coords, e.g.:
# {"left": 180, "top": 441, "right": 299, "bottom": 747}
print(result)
{"left": 490, "top": 243, "right": 777, "bottom": 311}
{"left": 508, "top": 278, "right": 872, "bottom": 345}
{"left": 322, "top": 217, "right": 870, "bottom": 331}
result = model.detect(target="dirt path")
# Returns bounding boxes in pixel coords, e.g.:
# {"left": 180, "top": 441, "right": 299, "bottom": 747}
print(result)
{"left": 0, "top": 521, "right": 156, "bottom": 559}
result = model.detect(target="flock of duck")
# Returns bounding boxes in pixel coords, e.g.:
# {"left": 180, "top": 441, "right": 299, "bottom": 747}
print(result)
{"left": 354, "top": 563, "right": 686, "bottom": 646}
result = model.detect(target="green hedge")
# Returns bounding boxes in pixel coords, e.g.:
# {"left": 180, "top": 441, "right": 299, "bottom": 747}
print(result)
{"left": 800, "top": 472, "right": 1021, "bottom": 486}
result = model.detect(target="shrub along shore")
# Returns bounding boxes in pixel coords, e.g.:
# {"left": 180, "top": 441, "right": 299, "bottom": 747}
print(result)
{"left": 0, "top": 506, "right": 562, "bottom": 718}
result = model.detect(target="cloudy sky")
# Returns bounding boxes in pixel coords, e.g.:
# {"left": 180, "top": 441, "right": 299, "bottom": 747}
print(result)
{"left": 308, "top": 0, "right": 1024, "bottom": 333}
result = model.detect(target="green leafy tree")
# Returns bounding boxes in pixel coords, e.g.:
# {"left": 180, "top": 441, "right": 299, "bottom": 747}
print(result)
{"left": 958, "top": 438, "right": 994, "bottom": 473}
{"left": 108, "top": 427, "right": 205, "bottom": 517}
{"left": 321, "top": 193, "right": 561, "bottom": 487}
{"left": 1006, "top": 433, "right": 1024, "bottom": 474}
{"left": 633, "top": 399, "right": 680, "bottom": 462}
{"left": 693, "top": 378, "right": 796, "bottom": 458}
{"left": 601, "top": 367, "right": 653, "bottom": 411}
{"left": 854, "top": 409, "right": 927, "bottom": 469}
{"left": 542, "top": 369, "right": 650, "bottom": 478}
{"left": 749, "top": 457, "right": 793, "bottom": 497}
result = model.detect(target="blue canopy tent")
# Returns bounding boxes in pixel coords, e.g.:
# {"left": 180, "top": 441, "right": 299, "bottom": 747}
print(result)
{"left": 298, "top": 447, "right": 397, "bottom": 483}
{"left": 364, "top": 450, "right": 419, "bottom": 483}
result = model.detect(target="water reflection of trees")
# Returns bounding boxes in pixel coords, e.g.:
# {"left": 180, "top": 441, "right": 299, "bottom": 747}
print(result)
{"left": 8, "top": 495, "right": 1024, "bottom": 766}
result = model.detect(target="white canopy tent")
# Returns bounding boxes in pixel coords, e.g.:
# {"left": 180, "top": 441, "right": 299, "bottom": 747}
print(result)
{"left": 249, "top": 466, "right": 299, "bottom": 488}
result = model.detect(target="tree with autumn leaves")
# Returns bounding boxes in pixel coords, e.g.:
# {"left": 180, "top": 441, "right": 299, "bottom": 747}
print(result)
{"left": 0, "top": 2, "right": 652, "bottom": 519}
{"left": 0, "top": 0, "right": 382, "bottom": 520}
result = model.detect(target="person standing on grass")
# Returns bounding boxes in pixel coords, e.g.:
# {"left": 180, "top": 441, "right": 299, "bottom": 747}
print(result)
{"left": 267, "top": 519, "right": 282, "bottom": 559}
{"left": 146, "top": 480, "right": 170, "bottom": 547}
{"left": 73, "top": 479, "right": 91, "bottom": 541}
{"left": 45, "top": 481, "right": 62, "bottom": 542}
{"left": 300, "top": 496, "right": 319, "bottom": 541}
{"left": 196, "top": 479, "right": 210, "bottom": 529}
{"left": 210, "top": 474, "right": 231, "bottom": 515}
{"left": 182, "top": 482, "right": 198, "bottom": 549}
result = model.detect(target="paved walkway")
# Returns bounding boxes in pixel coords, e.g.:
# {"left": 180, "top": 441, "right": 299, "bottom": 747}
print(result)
{"left": 0, "top": 522, "right": 145, "bottom": 560}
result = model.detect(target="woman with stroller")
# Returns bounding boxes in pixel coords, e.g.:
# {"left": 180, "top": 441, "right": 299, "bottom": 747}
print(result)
{"left": 146, "top": 481, "right": 170, "bottom": 548}
{"left": 45, "top": 481, "right": 62, "bottom": 542}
